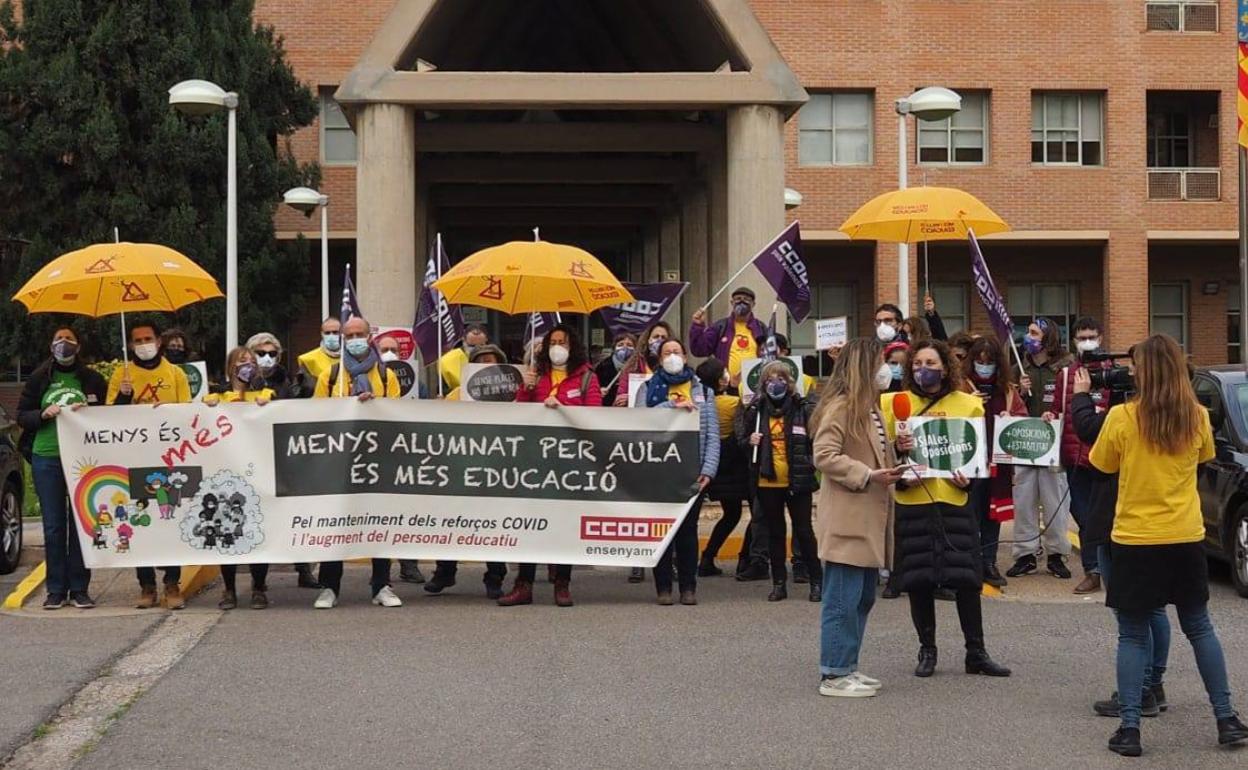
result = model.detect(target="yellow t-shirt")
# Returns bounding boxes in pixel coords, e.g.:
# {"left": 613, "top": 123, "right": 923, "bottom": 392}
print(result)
{"left": 801, "top": 373, "right": 817, "bottom": 396}
{"left": 759, "top": 416, "right": 790, "bottom": 488}
{"left": 438, "top": 348, "right": 469, "bottom": 390}
{"left": 445, "top": 387, "right": 461, "bottom": 401}
{"left": 107, "top": 360, "right": 192, "bottom": 405}
{"left": 550, "top": 368, "right": 568, "bottom": 388}
{"left": 715, "top": 394, "right": 740, "bottom": 439}
{"left": 879, "top": 389, "right": 985, "bottom": 507}
{"left": 297, "top": 346, "right": 338, "bottom": 380}
{"left": 1089, "top": 402, "right": 1214, "bottom": 546}
{"left": 214, "top": 388, "right": 275, "bottom": 403}
{"left": 726, "top": 320, "right": 757, "bottom": 378}
{"left": 667, "top": 380, "right": 693, "bottom": 404}
{"left": 313, "top": 364, "right": 400, "bottom": 399}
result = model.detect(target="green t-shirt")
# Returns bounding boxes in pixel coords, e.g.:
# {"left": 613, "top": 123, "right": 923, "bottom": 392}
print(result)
{"left": 32, "top": 370, "right": 86, "bottom": 457}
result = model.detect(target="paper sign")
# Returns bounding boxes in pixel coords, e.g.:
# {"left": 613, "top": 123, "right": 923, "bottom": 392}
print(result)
{"left": 179, "top": 362, "right": 209, "bottom": 401}
{"left": 739, "top": 356, "right": 807, "bottom": 400}
{"left": 992, "top": 416, "right": 1062, "bottom": 467}
{"left": 905, "top": 416, "right": 988, "bottom": 478}
{"left": 815, "top": 317, "right": 848, "bottom": 351}
{"left": 628, "top": 373, "right": 653, "bottom": 408}
{"left": 458, "top": 363, "right": 525, "bottom": 402}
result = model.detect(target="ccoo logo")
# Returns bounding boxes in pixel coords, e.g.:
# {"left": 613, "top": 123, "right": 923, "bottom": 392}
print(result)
{"left": 580, "top": 516, "right": 674, "bottom": 542}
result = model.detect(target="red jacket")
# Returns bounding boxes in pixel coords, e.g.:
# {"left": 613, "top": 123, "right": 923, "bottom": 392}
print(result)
{"left": 515, "top": 364, "right": 602, "bottom": 406}
{"left": 1058, "top": 360, "right": 1112, "bottom": 468}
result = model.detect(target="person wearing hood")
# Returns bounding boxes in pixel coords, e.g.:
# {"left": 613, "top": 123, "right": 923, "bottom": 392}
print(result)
{"left": 596, "top": 331, "right": 637, "bottom": 406}
{"left": 689, "top": 287, "right": 767, "bottom": 385}
{"left": 18, "top": 327, "right": 107, "bottom": 610}
{"left": 107, "top": 321, "right": 192, "bottom": 610}
{"left": 642, "top": 338, "right": 718, "bottom": 605}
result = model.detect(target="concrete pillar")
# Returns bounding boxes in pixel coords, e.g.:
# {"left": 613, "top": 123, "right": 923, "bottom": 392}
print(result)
{"left": 707, "top": 144, "right": 730, "bottom": 322}
{"left": 660, "top": 210, "right": 681, "bottom": 283}
{"left": 356, "top": 103, "right": 417, "bottom": 327}
{"left": 628, "top": 240, "right": 643, "bottom": 284}
{"left": 643, "top": 221, "right": 661, "bottom": 284}
{"left": 1104, "top": 232, "right": 1149, "bottom": 352}
{"left": 680, "top": 187, "right": 710, "bottom": 341}
{"left": 727, "top": 105, "right": 785, "bottom": 329}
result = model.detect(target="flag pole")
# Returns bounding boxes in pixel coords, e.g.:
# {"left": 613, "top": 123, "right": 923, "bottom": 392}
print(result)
{"left": 700, "top": 259, "right": 758, "bottom": 313}
{"left": 340, "top": 263, "right": 350, "bottom": 398}
{"left": 1240, "top": 145, "right": 1248, "bottom": 367}
{"left": 435, "top": 234, "right": 445, "bottom": 398}
{"left": 114, "top": 227, "right": 129, "bottom": 371}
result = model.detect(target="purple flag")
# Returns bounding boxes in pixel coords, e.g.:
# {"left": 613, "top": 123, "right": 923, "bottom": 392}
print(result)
{"left": 599, "top": 282, "right": 689, "bottom": 337}
{"left": 969, "top": 229, "right": 1013, "bottom": 342}
{"left": 525, "top": 311, "right": 559, "bottom": 340}
{"left": 413, "top": 239, "right": 464, "bottom": 363}
{"left": 751, "top": 221, "right": 811, "bottom": 323}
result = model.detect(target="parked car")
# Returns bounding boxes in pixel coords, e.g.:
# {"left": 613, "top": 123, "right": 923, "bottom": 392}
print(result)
{"left": 1193, "top": 366, "right": 1248, "bottom": 597}
{"left": 0, "top": 404, "right": 25, "bottom": 574}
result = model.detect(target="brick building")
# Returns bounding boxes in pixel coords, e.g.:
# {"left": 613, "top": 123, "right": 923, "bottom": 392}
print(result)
{"left": 255, "top": 0, "right": 1241, "bottom": 365}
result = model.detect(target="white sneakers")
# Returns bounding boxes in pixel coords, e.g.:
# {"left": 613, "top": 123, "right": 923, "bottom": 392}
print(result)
{"left": 313, "top": 588, "right": 338, "bottom": 609}
{"left": 819, "top": 671, "right": 882, "bottom": 698}
{"left": 372, "top": 585, "right": 402, "bottom": 607}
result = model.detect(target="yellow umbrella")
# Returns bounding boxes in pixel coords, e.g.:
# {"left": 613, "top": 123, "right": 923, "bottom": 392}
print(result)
{"left": 838, "top": 186, "right": 1010, "bottom": 242}
{"left": 14, "top": 242, "right": 223, "bottom": 315}
{"left": 432, "top": 240, "right": 633, "bottom": 314}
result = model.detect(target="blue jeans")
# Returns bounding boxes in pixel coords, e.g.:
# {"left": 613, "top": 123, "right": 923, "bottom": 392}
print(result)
{"left": 820, "top": 562, "right": 879, "bottom": 677}
{"left": 1098, "top": 545, "right": 1168, "bottom": 689}
{"left": 1117, "top": 602, "right": 1235, "bottom": 728}
{"left": 33, "top": 455, "right": 90, "bottom": 595}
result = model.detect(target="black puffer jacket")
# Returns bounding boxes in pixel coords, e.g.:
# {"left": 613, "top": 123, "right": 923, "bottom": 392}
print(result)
{"left": 1070, "top": 392, "right": 1116, "bottom": 548}
{"left": 736, "top": 393, "right": 818, "bottom": 495}
{"left": 896, "top": 501, "right": 982, "bottom": 592}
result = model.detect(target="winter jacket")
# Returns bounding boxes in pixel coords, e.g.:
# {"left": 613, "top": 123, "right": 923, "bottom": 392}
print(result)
{"left": 595, "top": 358, "right": 623, "bottom": 406}
{"left": 515, "top": 364, "right": 602, "bottom": 406}
{"left": 649, "top": 380, "right": 719, "bottom": 480}
{"left": 1070, "top": 392, "right": 1116, "bottom": 548}
{"left": 17, "top": 360, "right": 108, "bottom": 461}
{"left": 895, "top": 500, "right": 983, "bottom": 592}
{"left": 689, "top": 315, "right": 767, "bottom": 364}
{"left": 737, "top": 393, "right": 818, "bottom": 495}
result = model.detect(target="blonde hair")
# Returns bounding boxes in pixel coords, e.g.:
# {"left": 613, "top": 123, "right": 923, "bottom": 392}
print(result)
{"left": 758, "top": 360, "right": 794, "bottom": 387}
{"left": 224, "top": 346, "right": 252, "bottom": 383}
{"left": 814, "top": 338, "right": 882, "bottom": 439}
{"left": 1132, "top": 334, "right": 1203, "bottom": 455}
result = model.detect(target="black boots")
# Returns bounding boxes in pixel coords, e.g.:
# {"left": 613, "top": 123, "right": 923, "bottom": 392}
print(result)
{"left": 767, "top": 581, "right": 787, "bottom": 601}
{"left": 697, "top": 554, "right": 723, "bottom": 577}
{"left": 808, "top": 582, "right": 822, "bottom": 602}
{"left": 915, "top": 647, "right": 937, "bottom": 678}
{"left": 1218, "top": 714, "right": 1248, "bottom": 745}
{"left": 1108, "top": 727, "right": 1142, "bottom": 757}
{"left": 965, "top": 648, "right": 1012, "bottom": 677}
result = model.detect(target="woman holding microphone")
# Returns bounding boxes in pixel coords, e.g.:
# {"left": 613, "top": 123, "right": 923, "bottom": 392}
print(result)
{"left": 811, "top": 338, "right": 903, "bottom": 697}
{"left": 1089, "top": 334, "right": 1246, "bottom": 756}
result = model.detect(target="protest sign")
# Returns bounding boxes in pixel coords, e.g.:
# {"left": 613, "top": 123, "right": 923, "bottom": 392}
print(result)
{"left": 458, "top": 363, "right": 525, "bottom": 402}
{"left": 373, "top": 326, "right": 421, "bottom": 399}
{"left": 992, "top": 416, "right": 1062, "bottom": 467}
{"left": 815, "top": 317, "right": 848, "bottom": 351}
{"left": 58, "top": 400, "right": 701, "bottom": 569}
{"left": 178, "top": 362, "right": 209, "bottom": 401}
{"left": 739, "top": 356, "right": 807, "bottom": 399}
{"left": 907, "top": 416, "right": 988, "bottom": 478}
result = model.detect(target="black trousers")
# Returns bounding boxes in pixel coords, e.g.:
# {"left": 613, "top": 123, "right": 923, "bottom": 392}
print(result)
{"left": 318, "top": 559, "right": 391, "bottom": 595}
{"left": 221, "top": 564, "right": 269, "bottom": 591}
{"left": 517, "top": 563, "right": 571, "bottom": 582}
{"left": 654, "top": 494, "right": 704, "bottom": 593}
{"left": 703, "top": 497, "right": 749, "bottom": 560}
{"left": 908, "top": 587, "right": 986, "bottom": 651}
{"left": 754, "top": 487, "right": 818, "bottom": 584}
{"left": 433, "top": 560, "right": 507, "bottom": 583}
{"left": 136, "top": 566, "right": 181, "bottom": 587}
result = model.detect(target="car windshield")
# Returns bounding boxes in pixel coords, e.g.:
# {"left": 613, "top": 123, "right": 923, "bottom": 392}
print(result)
{"left": 1233, "top": 384, "right": 1248, "bottom": 434}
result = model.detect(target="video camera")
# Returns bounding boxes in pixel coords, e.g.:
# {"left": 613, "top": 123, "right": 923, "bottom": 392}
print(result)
{"left": 1080, "top": 350, "right": 1134, "bottom": 397}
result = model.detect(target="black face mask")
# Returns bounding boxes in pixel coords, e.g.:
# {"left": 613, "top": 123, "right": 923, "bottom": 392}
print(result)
{"left": 165, "top": 349, "right": 188, "bottom": 364}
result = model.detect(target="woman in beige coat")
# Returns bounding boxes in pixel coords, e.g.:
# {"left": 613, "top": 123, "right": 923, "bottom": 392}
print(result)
{"left": 811, "top": 338, "right": 904, "bottom": 698}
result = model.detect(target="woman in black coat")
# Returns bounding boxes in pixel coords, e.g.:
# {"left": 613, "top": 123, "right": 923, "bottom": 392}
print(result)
{"left": 17, "top": 327, "right": 108, "bottom": 609}
{"left": 695, "top": 358, "right": 754, "bottom": 576}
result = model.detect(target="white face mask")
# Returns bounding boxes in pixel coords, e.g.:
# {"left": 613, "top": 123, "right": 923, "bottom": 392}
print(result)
{"left": 874, "top": 362, "right": 893, "bottom": 391}
{"left": 875, "top": 323, "right": 897, "bottom": 342}
{"left": 133, "top": 342, "right": 159, "bottom": 362}
{"left": 255, "top": 352, "right": 277, "bottom": 370}
{"left": 548, "top": 345, "right": 570, "bottom": 367}
{"left": 662, "top": 354, "right": 685, "bottom": 375}
{"left": 1076, "top": 338, "right": 1100, "bottom": 353}
{"left": 379, "top": 351, "right": 399, "bottom": 363}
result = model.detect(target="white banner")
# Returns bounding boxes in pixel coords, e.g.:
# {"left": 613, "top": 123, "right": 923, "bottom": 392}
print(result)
{"left": 906, "top": 416, "right": 988, "bottom": 478}
{"left": 58, "top": 400, "right": 700, "bottom": 569}
{"left": 992, "top": 416, "right": 1062, "bottom": 467}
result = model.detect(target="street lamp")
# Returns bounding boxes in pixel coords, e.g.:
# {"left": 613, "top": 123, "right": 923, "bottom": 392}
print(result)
{"left": 169, "top": 79, "right": 240, "bottom": 350}
{"left": 783, "top": 187, "right": 804, "bottom": 210}
{"left": 894, "top": 87, "right": 961, "bottom": 316}
{"left": 283, "top": 187, "right": 331, "bottom": 319}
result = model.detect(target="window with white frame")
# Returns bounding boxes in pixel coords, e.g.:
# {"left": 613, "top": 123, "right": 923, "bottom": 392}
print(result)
{"left": 320, "top": 87, "right": 357, "bottom": 164}
{"left": 1150, "top": 283, "right": 1188, "bottom": 349}
{"left": 1007, "top": 282, "right": 1081, "bottom": 347}
{"left": 1031, "top": 92, "right": 1104, "bottom": 166}
{"left": 789, "top": 283, "right": 857, "bottom": 351}
{"left": 929, "top": 283, "right": 969, "bottom": 335}
{"left": 1229, "top": 285, "right": 1240, "bottom": 364}
{"left": 798, "top": 92, "right": 873, "bottom": 166}
{"left": 918, "top": 91, "right": 988, "bottom": 164}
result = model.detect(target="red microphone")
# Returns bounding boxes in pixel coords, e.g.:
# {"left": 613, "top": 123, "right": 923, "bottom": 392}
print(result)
{"left": 893, "top": 392, "right": 912, "bottom": 463}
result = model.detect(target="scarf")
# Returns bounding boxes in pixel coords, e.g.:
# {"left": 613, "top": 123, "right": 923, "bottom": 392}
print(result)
{"left": 646, "top": 365, "right": 695, "bottom": 407}
{"left": 343, "top": 347, "right": 381, "bottom": 396}
{"left": 756, "top": 393, "right": 805, "bottom": 482}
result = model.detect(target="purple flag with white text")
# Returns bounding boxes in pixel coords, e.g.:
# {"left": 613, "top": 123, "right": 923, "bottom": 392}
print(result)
{"left": 751, "top": 221, "right": 811, "bottom": 323}
{"left": 969, "top": 230, "right": 1013, "bottom": 342}
{"left": 599, "top": 282, "right": 689, "bottom": 337}
{"left": 413, "top": 239, "right": 464, "bottom": 363}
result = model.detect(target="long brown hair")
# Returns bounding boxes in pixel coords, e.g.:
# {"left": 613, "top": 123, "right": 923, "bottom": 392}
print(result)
{"left": 814, "top": 338, "right": 883, "bottom": 440}
{"left": 1132, "top": 334, "right": 1203, "bottom": 454}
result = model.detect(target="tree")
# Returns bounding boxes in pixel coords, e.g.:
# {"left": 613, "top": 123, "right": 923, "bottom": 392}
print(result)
{"left": 0, "top": 0, "right": 318, "bottom": 371}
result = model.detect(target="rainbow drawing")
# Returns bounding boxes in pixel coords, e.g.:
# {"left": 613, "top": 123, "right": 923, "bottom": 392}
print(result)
{"left": 72, "top": 464, "right": 130, "bottom": 537}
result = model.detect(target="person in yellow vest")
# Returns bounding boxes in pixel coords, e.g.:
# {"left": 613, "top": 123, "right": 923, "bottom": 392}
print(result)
{"left": 689, "top": 287, "right": 766, "bottom": 386}
{"left": 438, "top": 323, "right": 489, "bottom": 392}
{"left": 106, "top": 322, "right": 192, "bottom": 610}
{"left": 312, "top": 316, "right": 402, "bottom": 609}
{"left": 204, "top": 347, "right": 274, "bottom": 610}
{"left": 297, "top": 316, "right": 342, "bottom": 385}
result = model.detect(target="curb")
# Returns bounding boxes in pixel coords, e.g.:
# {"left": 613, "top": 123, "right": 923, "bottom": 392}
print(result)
{"left": 1, "top": 561, "right": 47, "bottom": 609}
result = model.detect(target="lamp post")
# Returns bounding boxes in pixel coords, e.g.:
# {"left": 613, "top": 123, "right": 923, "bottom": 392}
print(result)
{"left": 894, "top": 87, "right": 961, "bottom": 317}
{"left": 169, "top": 79, "right": 240, "bottom": 350}
{"left": 283, "top": 187, "right": 330, "bottom": 319}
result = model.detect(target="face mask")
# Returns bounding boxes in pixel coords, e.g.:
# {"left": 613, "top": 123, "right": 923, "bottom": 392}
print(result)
{"left": 1076, "top": 338, "right": 1100, "bottom": 353}
{"left": 380, "top": 351, "right": 399, "bottom": 363}
{"left": 133, "top": 343, "right": 159, "bottom": 362}
{"left": 613, "top": 347, "right": 631, "bottom": 366}
{"left": 1024, "top": 337, "right": 1044, "bottom": 355}
{"left": 235, "top": 363, "right": 256, "bottom": 383}
{"left": 51, "top": 339, "right": 78, "bottom": 364}
{"left": 345, "top": 338, "right": 370, "bottom": 357}
{"left": 548, "top": 345, "right": 570, "bottom": 367}
{"left": 733, "top": 302, "right": 751, "bottom": 318}
{"left": 648, "top": 338, "right": 665, "bottom": 357}
{"left": 765, "top": 379, "right": 788, "bottom": 401}
{"left": 973, "top": 362, "right": 997, "bottom": 381}
{"left": 874, "top": 362, "right": 893, "bottom": 391}
{"left": 876, "top": 323, "right": 897, "bottom": 342}
{"left": 887, "top": 362, "right": 903, "bottom": 381}
{"left": 256, "top": 352, "right": 277, "bottom": 370}
{"left": 322, "top": 333, "right": 341, "bottom": 353}
{"left": 914, "top": 366, "right": 943, "bottom": 391}
{"left": 662, "top": 354, "right": 685, "bottom": 375}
